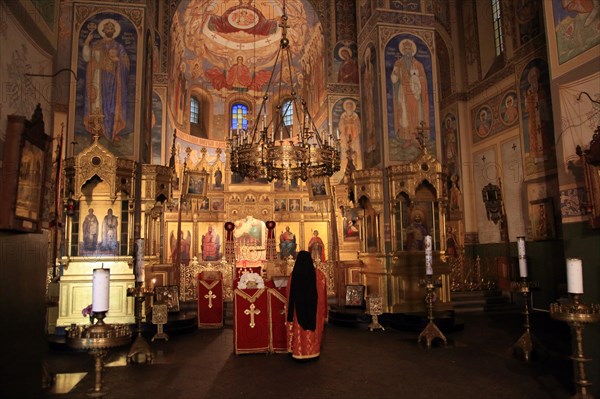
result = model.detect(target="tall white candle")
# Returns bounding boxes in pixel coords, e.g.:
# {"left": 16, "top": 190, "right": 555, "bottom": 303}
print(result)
{"left": 425, "top": 235, "right": 433, "bottom": 275}
{"left": 92, "top": 268, "right": 110, "bottom": 312}
{"left": 517, "top": 236, "right": 527, "bottom": 278}
{"left": 566, "top": 258, "right": 584, "bottom": 294}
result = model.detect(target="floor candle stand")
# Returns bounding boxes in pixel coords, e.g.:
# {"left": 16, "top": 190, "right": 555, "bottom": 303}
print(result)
{"left": 510, "top": 278, "right": 539, "bottom": 361}
{"left": 550, "top": 294, "right": 600, "bottom": 399}
{"left": 66, "top": 312, "right": 131, "bottom": 397}
{"left": 126, "top": 284, "right": 154, "bottom": 364}
{"left": 417, "top": 275, "right": 447, "bottom": 348}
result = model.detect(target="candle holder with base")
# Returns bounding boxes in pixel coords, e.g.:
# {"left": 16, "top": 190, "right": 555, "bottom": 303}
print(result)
{"left": 66, "top": 311, "right": 131, "bottom": 397}
{"left": 551, "top": 294, "right": 600, "bottom": 399}
{"left": 417, "top": 275, "right": 447, "bottom": 348}
{"left": 366, "top": 295, "right": 385, "bottom": 331}
{"left": 126, "top": 283, "right": 154, "bottom": 364}
{"left": 510, "top": 278, "right": 539, "bottom": 361}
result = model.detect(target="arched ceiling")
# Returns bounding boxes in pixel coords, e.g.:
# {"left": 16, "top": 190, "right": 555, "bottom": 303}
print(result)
{"left": 171, "top": 0, "right": 321, "bottom": 97}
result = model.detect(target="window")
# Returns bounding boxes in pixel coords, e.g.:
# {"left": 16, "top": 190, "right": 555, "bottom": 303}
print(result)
{"left": 190, "top": 96, "right": 199, "bottom": 124}
{"left": 491, "top": 0, "right": 504, "bottom": 56}
{"left": 282, "top": 99, "right": 293, "bottom": 127}
{"left": 231, "top": 103, "right": 248, "bottom": 131}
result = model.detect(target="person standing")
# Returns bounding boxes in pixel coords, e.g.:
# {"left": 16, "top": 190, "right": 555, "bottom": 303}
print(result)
{"left": 82, "top": 18, "right": 130, "bottom": 142}
{"left": 286, "top": 250, "right": 328, "bottom": 361}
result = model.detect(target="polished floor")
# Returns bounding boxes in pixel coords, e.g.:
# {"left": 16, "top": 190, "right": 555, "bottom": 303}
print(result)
{"left": 42, "top": 310, "right": 578, "bottom": 399}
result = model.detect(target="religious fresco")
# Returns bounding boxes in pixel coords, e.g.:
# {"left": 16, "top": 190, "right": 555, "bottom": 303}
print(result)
{"left": 151, "top": 91, "right": 163, "bottom": 165}
{"left": 551, "top": 0, "right": 600, "bottom": 65}
{"left": 557, "top": 72, "right": 600, "bottom": 183}
{"left": 79, "top": 201, "right": 123, "bottom": 258}
{"left": 303, "top": 223, "right": 328, "bottom": 262}
{"left": 358, "top": 0, "right": 372, "bottom": 30}
{"left": 168, "top": 222, "right": 193, "bottom": 265}
{"left": 435, "top": 32, "right": 452, "bottom": 100}
{"left": 170, "top": 0, "right": 321, "bottom": 137}
{"left": 518, "top": 58, "right": 556, "bottom": 178}
{"left": 500, "top": 138, "right": 526, "bottom": 240}
{"left": 560, "top": 187, "right": 589, "bottom": 219}
{"left": 473, "top": 146, "right": 501, "bottom": 244}
{"left": 199, "top": 222, "right": 222, "bottom": 261}
{"left": 74, "top": 12, "right": 138, "bottom": 157}
{"left": 389, "top": 0, "right": 421, "bottom": 12}
{"left": 0, "top": 4, "right": 53, "bottom": 166}
{"left": 334, "top": 41, "right": 359, "bottom": 84}
{"left": 515, "top": 0, "right": 541, "bottom": 46}
{"left": 278, "top": 223, "right": 299, "bottom": 260}
{"left": 442, "top": 112, "right": 462, "bottom": 220}
{"left": 332, "top": 97, "right": 362, "bottom": 181}
{"left": 471, "top": 88, "right": 520, "bottom": 145}
{"left": 361, "top": 43, "right": 382, "bottom": 169}
{"left": 384, "top": 33, "right": 436, "bottom": 163}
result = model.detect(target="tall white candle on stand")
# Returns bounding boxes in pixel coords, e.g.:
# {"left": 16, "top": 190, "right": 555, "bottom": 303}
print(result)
{"left": 134, "top": 239, "right": 145, "bottom": 283}
{"left": 517, "top": 236, "right": 528, "bottom": 278}
{"left": 92, "top": 268, "right": 110, "bottom": 312}
{"left": 425, "top": 235, "right": 433, "bottom": 276}
{"left": 566, "top": 258, "right": 584, "bottom": 294}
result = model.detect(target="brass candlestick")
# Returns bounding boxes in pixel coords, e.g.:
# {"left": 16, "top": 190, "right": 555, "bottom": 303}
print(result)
{"left": 418, "top": 275, "right": 447, "bottom": 348}
{"left": 66, "top": 311, "right": 131, "bottom": 397}
{"left": 511, "top": 278, "right": 539, "bottom": 361}
{"left": 126, "top": 283, "right": 154, "bottom": 364}
{"left": 551, "top": 294, "right": 600, "bottom": 399}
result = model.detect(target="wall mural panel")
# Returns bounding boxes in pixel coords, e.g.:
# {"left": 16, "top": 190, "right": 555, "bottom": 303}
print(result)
{"left": 332, "top": 97, "right": 362, "bottom": 182}
{"left": 151, "top": 91, "right": 163, "bottom": 165}
{"left": 385, "top": 33, "right": 436, "bottom": 163}
{"left": 551, "top": 0, "right": 600, "bottom": 66}
{"left": 361, "top": 43, "right": 382, "bottom": 169}
{"left": 473, "top": 146, "right": 501, "bottom": 244}
{"left": 442, "top": 112, "right": 462, "bottom": 220}
{"left": 74, "top": 12, "right": 138, "bottom": 157}
{"left": 334, "top": 41, "right": 359, "bottom": 84}
{"left": 501, "top": 137, "right": 526, "bottom": 240}
{"left": 471, "top": 88, "right": 519, "bottom": 145}
{"left": 518, "top": 58, "right": 556, "bottom": 178}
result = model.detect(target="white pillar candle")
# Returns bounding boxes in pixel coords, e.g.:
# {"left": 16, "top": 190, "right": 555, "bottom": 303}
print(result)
{"left": 135, "top": 239, "right": 145, "bottom": 283}
{"left": 92, "top": 268, "right": 110, "bottom": 312}
{"left": 425, "top": 235, "right": 433, "bottom": 275}
{"left": 517, "top": 236, "right": 527, "bottom": 278}
{"left": 566, "top": 258, "right": 584, "bottom": 294}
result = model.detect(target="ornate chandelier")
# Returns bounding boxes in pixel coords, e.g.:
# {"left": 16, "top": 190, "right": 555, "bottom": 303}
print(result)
{"left": 228, "top": 6, "right": 340, "bottom": 182}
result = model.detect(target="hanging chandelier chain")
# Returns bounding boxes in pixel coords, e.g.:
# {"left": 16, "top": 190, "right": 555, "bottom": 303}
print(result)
{"left": 227, "top": 3, "right": 340, "bottom": 182}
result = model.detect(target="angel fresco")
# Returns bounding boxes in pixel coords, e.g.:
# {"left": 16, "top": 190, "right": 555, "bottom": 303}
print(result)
{"left": 170, "top": 230, "right": 192, "bottom": 266}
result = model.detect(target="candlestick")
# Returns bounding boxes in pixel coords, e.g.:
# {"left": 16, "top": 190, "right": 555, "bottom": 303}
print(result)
{"left": 566, "top": 258, "right": 584, "bottom": 294}
{"left": 92, "top": 268, "right": 110, "bottom": 312}
{"left": 425, "top": 235, "right": 433, "bottom": 275}
{"left": 517, "top": 236, "right": 528, "bottom": 278}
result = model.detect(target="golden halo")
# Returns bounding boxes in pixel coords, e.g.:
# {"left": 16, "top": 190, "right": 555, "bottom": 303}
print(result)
{"left": 98, "top": 18, "right": 121, "bottom": 39}
{"left": 399, "top": 39, "right": 416, "bottom": 56}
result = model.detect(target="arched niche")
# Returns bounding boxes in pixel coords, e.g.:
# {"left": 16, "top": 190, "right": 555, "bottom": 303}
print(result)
{"left": 392, "top": 181, "right": 441, "bottom": 253}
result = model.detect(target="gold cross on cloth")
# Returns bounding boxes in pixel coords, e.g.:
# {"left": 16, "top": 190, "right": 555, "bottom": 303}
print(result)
{"left": 204, "top": 290, "right": 217, "bottom": 308}
{"left": 244, "top": 303, "right": 261, "bottom": 328}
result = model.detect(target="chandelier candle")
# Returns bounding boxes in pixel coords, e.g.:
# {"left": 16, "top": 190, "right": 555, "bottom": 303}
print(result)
{"left": 92, "top": 267, "right": 110, "bottom": 312}
{"left": 566, "top": 258, "right": 584, "bottom": 294}
{"left": 517, "top": 236, "right": 528, "bottom": 278}
{"left": 425, "top": 235, "right": 433, "bottom": 275}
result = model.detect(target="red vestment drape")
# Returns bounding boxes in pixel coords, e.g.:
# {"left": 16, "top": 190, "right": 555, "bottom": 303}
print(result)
{"left": 268, "top": 287, "right": 288, "bottom": 353}
{"left": 197, "top": 272, "right": 223, "bottom": 328}
{"left": 234, "top": 288, "right": 269, "bottom": 354}
{"left": 286, "top": 269, "right": 328, "bottom": 359}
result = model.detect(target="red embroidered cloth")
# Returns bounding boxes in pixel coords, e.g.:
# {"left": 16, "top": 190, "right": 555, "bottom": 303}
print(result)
{"left": 233, "top": 288, "right": 269, "bottom": 354}
{"left": 197, "top": 271, "right": 223, "bottom": 328}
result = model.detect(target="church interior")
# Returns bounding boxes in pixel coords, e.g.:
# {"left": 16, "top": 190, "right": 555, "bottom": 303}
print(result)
{"left": 0, "top": 0, "right": 599, "bottom": 398}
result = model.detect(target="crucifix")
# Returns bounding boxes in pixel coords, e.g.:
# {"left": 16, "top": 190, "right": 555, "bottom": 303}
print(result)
{"left": 204, "top": 290, "right": 217, "bottom": 309}
{"left": 244, "top": 303, "right": 261, "bottom": 328}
